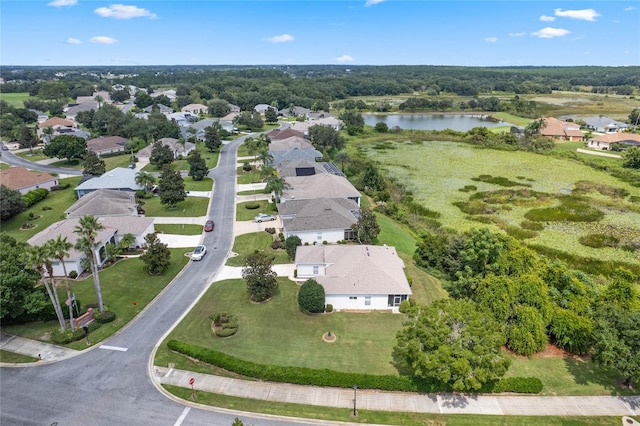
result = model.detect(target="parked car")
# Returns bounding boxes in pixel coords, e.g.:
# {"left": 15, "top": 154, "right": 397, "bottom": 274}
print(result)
{"left": 191, "top": 245, "right": 207, "bottom": 261}
{"left": 204, "top": 220, "right": 214, "bottom": 232}
{"left": 254, "top": 213, "right": 276, "bottom": 223}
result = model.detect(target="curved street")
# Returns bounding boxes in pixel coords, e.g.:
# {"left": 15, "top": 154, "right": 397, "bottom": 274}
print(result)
{"left": 0, "top": 148, "right": 83, "bottom": 177}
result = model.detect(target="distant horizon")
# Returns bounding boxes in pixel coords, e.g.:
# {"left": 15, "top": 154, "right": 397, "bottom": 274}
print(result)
{"left": 1, "top": 1, "right": 638, "bottom": 67}
{"left": 2, "top": 64, "right": 639, "bottom": 69}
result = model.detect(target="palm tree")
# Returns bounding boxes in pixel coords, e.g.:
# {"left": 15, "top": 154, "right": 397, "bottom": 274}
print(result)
{"left": 259, "top": 164, "right": 276, "bottom": 182}
{"left": 42, "top": 125, "right": 54, "bottom": 145}
{"left": 333, "top": 151, "right": 350, "bottom": 173}
{"left": 74, "top": 215, "right": 105, "bottom": 313}
{"left": 135, "top": 171, "right": 156, "bottom": 195}
{"left": 94, "top": 95, "right": 104, "bottom": 109}
{"left": 23, "top": 244, "right": 67, "bottom": 332}
{"left": 49, "top": 236, "right": 75, "bottom": 331}
{"left": 244, "top": 137, "right": 260, "bottom": 159}
{"left": 257, "top": 150, "right": 273, "bottom": 169}
{"left": 524, "top": 117, "right": 547, "bottom": 137}
{"left": 265, "top": 175, "right": 290, "bottom": 203}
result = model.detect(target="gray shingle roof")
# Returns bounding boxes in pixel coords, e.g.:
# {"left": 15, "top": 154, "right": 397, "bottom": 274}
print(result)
{"left": 280, "top": 198, "right": 358, "bottom": 232}
{"left": 282, "top": 174, "right": 360, "bottom": 202}
{"left": 75, "top": 168, "right": 143, "bottom": 193}
{"left": 65, "top": 189, "right": 138, "bottom": 217}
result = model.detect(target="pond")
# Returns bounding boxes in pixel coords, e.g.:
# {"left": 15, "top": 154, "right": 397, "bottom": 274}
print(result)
{"left": 363, "top": 113, "right": 511, "bottom": 131}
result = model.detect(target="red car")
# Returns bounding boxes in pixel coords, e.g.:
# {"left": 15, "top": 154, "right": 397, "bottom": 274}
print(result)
{"left": 204, "top": 220, "right": 215, "bottom": 232}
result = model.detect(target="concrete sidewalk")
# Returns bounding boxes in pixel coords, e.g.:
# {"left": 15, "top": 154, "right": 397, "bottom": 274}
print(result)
{"left": 154, "top": 367, "right": 640, "bottom": 416}
{"left": 0, "top": 332, "right": 81, "bottom": 362}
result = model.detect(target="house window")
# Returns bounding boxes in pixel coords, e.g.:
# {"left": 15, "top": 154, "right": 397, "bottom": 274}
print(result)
{"left": 365, "top": 297, "right": 371, "bottom": 306}
{"left": 387, "top": 294, "right": 407, "bottom": 307}
{"left": 313, "top": 266, "right": 319, "bottom": 275}
{"left": 317, "top": 232, "right": 322, "bottom": 241}
{"left": 349, "top": 296, "right": 357, "bottom": 300}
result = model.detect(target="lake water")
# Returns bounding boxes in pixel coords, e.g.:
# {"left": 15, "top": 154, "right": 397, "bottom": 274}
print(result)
{"left": 363, "top": 114, "right": 510, "bottom": 131}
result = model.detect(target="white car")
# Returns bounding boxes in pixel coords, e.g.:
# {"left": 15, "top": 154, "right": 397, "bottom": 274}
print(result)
{"left": 254, "top": 213, "right": 276, "bottom": 223}
{"left": 191, "top": 245, "right": 207, "bottom": 261}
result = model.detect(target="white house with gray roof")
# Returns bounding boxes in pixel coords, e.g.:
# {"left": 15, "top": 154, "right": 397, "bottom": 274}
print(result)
{"left": 280, "top": 174, "right": 360, "bottom": 205}
{"left": 66, "top": 189, "right": 139, "bottom": 218}
{"left": 295, "top": 245, "right": 412, "bottom": 312}
{"left": 271, "top": 147, "right": 323, "bottom": 166}
{"left": 75, "top": 167, "right": 144, "bottom": 199}
{"left": 137, "top": 138, "right": 195, "bottom": 159}
{"left": 280, "top": 197, "right": 358, "bottom": 244}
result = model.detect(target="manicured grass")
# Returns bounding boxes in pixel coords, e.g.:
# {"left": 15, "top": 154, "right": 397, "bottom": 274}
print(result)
{"left": 49, "top": 159, "right": 83, "bottom": 169}
{"left": 226, "top": 232, "right": 290, "bottom": 266}
{"left": 0, "top": 92, "right": 31, "bottom": 108}
{"left": 102, "top": 154, "right": 134, "bottom": 171}
{"left": 140, "top": 196, "right": 209, "bottom": 217}
{"left": 0, "top": 163, "right": 9, "bottom": 170}
{"left": 16, "top": 149, "right": 49, "bottom": 161}
{"left": 375, "top": 212, "right": 417, "bottom": 256}
{"left": 237, "top": 189, "right": 265, "bottom": 196}
{"left": 3, "top": 248, "right": 191, "bottom": 349}
{"left": 140, "top": 149, "right": 219, "bottom": 173}
{"left": 0, "top": 350, "right": 39, "bottom": 363}
{"left": 0, "top": 176, "right": 82, "bottom": 242}
{"left": 162, "top": 385, "right": 628, "bottom": 426}
{"left": 184, "top": 177, "right": 213, "bottom": 191}
{"left": 155, "top": 224, "right": 203, "bottom": 235}
{"left": 235, "top": 200, "right": 276, "bottom": 221}
{"left": 162, "top": 278, "right": 406, "bottom": 375}
{"left": 491, "top": 112, "right": 532, "bottom": 127}
{"left": 506, "top": 356, "right": 638, "bottom": 396}
{"left": 237, "top": 167, "right": 263, "bottom": 184}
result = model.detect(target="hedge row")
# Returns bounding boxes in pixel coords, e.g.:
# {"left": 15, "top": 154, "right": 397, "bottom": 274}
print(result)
{"left": 166, "top": 340, "right": 542, "bottom": 394}
{"left": 22, "top": 188, "right": 49, "bottom": 207}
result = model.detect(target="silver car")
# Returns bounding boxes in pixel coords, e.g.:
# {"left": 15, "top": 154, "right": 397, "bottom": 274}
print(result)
{"left": 191, "top": 245, "right": 207, "bottom": 261}
{"left": 254, "top": 213, "right": 276, "bottom": 223}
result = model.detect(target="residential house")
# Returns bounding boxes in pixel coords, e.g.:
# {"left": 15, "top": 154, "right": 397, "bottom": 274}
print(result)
{"left": 280, "top": 173, "right": 360, "bottom": 205}
{"left": 253, "top": 104, "right": 272, "bottom": 114}
{"left": 280, "top": 197, "right": 358, "bottom": 244}
{"left": 75, "top": 167, "right": 143, "bottom": 198}
{"left": 308, "top": 111, "right": 334, "bottom": 120}
{"left": 540, "top": 117, "right": 584, "bottom": 141}
{"left": 278, "top": 106, "right": 311, "bottom": 118}
{"left": 228, "top": 103, "right": 241, "bottom": 113}
{"left": 295, "top": 245, "right": 412, "bottom": 312}
{"left": 166, "top": 112, "right": 198, "bottom": 127}
{"left": 181, "top": 103, "right": 208, "bottom": 115}
{"left": 30, "top": 110, "right": 49, "bottom": 123}
{"left": 39, "top": 117, "right": 77, "bottom": 129}
{"left": 185, "top": 118, "right": 234, "bottom": 141}
{"left": 0, "top": 166, "right": 58, "bottom": 194}
{"left": 137, "top": 137, "right": 195, "bottom": 159}
{"left": 309, "top": 116, "right": 343, "bottom": 131}
{"left": 86, "top": 136, "right": 128, "bottom": 156}
{"left": 271, "top": 147, "right": 323, "bottom": 166}
{"left": 269, "top": 136, "right": 316, "bottom": 152}
{"left": 143, "top": 104, "right": 174, "bottom": 115}
{"left": 150, "top": 89, "right": 176, "bottom": 100}
{"left": 582, "top": 116, "right": 630, "bottom": 133}
{"left": 65, "top": 189, "right": 139, "bottom": 218}
{"left": 27, "top": 216, "right": 154, "bottom": 277}
{"left": 65, "top": 101, "right": 98, "bottom": 121}
{"left": 277, "top": 159, "right": 327, "bottom": 177}
{"left": 267, "top": 128, "right": 305, "bottom": 140}
{"left": 587, "top": 133, "right": 640, "bottom": 151}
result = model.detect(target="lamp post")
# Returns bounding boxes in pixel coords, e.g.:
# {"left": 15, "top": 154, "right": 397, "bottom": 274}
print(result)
{"left": 353, "top": 384, "right": 358, "bottom": 417}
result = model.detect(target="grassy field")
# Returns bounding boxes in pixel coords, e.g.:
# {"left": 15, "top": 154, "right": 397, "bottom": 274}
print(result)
{"left": 2, "top": 249, "right": 191, "bottom": 350}
{"left": 155, "top": 224, "right": 203, "bottom": 235}
{"left": 0, "top": 92, "right": 31, "bottom": 107}
{"left": 139, "top": 196, "right": 209, "bottom": 217}
{"left": 226, "top": 232, "right": 290, "bottom": 266}
{"left": 361, "top": 140, "right": 640, "bottom": 264}
{"left": 0, "top": 176, "right": 82, "bottom": 242}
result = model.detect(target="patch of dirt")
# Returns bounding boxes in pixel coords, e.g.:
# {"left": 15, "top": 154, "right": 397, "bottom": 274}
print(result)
{"left": 322, "top": 332, "right": 337, "bottom": 343}
{"left": 504, "top": 343, "right": 588, "bottom": 361}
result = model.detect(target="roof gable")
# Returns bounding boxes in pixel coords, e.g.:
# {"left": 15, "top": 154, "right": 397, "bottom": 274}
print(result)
{"left": 0, "top": 166, "right": 57, "bottom": 191}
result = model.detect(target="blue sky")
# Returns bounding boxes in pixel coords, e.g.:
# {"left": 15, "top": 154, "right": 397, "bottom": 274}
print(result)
{"left": 1, "top": 1, "right": 638, "bottom": 66}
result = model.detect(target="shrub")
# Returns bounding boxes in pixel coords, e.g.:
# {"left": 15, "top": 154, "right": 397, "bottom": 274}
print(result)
{"left": 285, "top": 235, "right": 302, "bottom": 260}
{"left": 68, "top": 270, "right": 78, "bottom": 279}
{"left": 325, "top": 304, "right": 333, "bottom": 313}
{"left": 42, "top": 205, "right": 53, "bottom": 211}
{"left": 264, "top": 227, "right": 276, "bottom": 234}
{"left": 244, "top": 203, "right": 260, "bottom": 210}
{"left": 298, "top": 279, "right": 325, "bottom": 313}
{"left": 271, "top": 240, "right": 284, "bottom": 250}
{"left": 525, "top": 196, "right": 604, "bottom": 222}
{"left": 242, "top": 161, "right": 252, "bottom": 171}
{"left": 505, "top": 226, "right": 537, "bottom": 240}
{"left": 50, "top": 183, "right": 70, "bottom": 191}
{"left": 210, "top": 312, "right": 239, "bottom": 337}
{"left": 488, "top": 377, "right": 543, "bottom": 394}
{"left": 399, "top": 299, "right": 412, "bottom": 313}
{"left": 94, "top": 310, "right": 116, "bottom": 324}
{"left": 278, "top": 232, "right": 285, "bottom": 242}
{"left": 22, "top": 188, "right": 49, "bottom": 207}
{"left": 458, "top": 185, "right": 478, "bottom": 193}
{"left": 50, "top": 321, "right": 101, "bottom": 344}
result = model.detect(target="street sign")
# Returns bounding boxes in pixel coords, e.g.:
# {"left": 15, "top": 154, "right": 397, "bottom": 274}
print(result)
{"left": 189, "top": 377, "right": 195, "bottom": 386}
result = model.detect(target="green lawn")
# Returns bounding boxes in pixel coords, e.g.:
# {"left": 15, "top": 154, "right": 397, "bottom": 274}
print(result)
{"left": 226, "top": 232, "right": 290, "bottom": 266}
{"left": 161, "top": 278, "right": 407, "bottom": 375}
{"left": 0, "top": 163, "right": 9, "bottom": 170}
{"left": 140, "top": 196, "right": 209, "bottom": 217}
{"left": 184, "top": 177, "right": 213, "bottom": 191}
{"left": 140, "top": 148, "right": 219, "bottom": 173}
{"left": 16, "top": 149, "right": 49, "bottom": 161}
{"left": 103, "top": 154, "right": 135, "bottom": 171}
{"left": 0, "top": 350, "right": 39, "bottom": 363}
{"left": 236, "top": 200, "right": 276, "bottom": 221}
{"left": 0, "top": 176, "right": 82, "bottom": 242}
{"left": 2, "top": 248, "right": 191, "bottom": 350}
{"left": 237, "top": 189, "right": 265, "bottom": 196}
{"left": 0, "top": 92, "right": 31, "bottom": 108}
{"left": 155, "top": 224, "right": 203, "bottom": 235}
{"left": 237, "top": 167, "right": 263, "bottom": 184}
{"left": 491, "top": 112, "right": 532, "bottom": 127}
{"left": 162, "top": 385, "right": 630, "bottom": 426}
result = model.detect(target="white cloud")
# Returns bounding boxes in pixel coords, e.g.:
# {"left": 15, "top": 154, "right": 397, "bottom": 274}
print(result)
{"left": 484, "top": 37, "right": 498, "bottom": 43}
{"left": 531, "top": 27, "right": 571, "bottom": 38}
{"left": 540, "top": 15, "right": 556, "bottom": 22}
{"left": 67, "top": 38, "right": 81, "bottom": 45}
{"left": 365, "top": 0, "right": 385, "bottom": 6}
{"left": 90, "top": 36, "right": 118, "bottom": 44}
{"left": 265, "top": 34, "right": 294, "bottom": 43}
{"left": 94, "top": 4, "right": 157, "bottom": 19}
{"left": 47, "top": 0, "right": 77, "bottom": 7}
{"left": 624, "top": 6, "right": 637, "bottom": 11}
{"left": 334, "top": 54, "right": 354, "bottom": 63}
{"left": 554, "top": 8, "right": 600, "bottom": 21}
{"left": 509, "top": 32, "right": 526, "bottom": 37}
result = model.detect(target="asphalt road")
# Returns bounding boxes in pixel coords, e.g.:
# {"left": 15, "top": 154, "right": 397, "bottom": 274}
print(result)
{"left": 0, "top": 148, "right": 83, "bottom": 176}
{"left": 0, "top": 137, "right": 314, "bottom": 426}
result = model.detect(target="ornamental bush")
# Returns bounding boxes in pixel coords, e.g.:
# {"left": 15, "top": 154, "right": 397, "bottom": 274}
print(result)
{"left": 94, "top": 310, "right": 116, "bottom": 324}
{"left": 298, "top": 279, "right": 325, "bottom": 313}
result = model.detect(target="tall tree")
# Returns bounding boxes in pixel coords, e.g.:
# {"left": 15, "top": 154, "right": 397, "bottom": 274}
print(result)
{"left": 395, "top": 299, "right": 509, "bottom": 391}
{"left": 74, "top": 215, "right": 105, "bottom": 313}
{"left": 351, "top": 209, "right": 380, "bottom": 244}
{"left": 264, "top": 107, "right": 278, "bottom": 123}
{"left": 82, "top": 151, "right": 106, "bottom": 176}
{"left": 265, "top": 175, "right": 290, "bottom": 202}
{"left": 204, "top": 122, "right": 222, "bottom": 152}
{"left": 187, "top": 150, "right": 208, "bottom": 181}
{"left": 135, "top": 171, "right": 156, "bottom": 195}
{"left": 207, "top": 99, "right": 231, "bottom": 118}
{"left": 140, "top": 233, "right": 171, "bottom": 275}
{"left": 43, "top": 135, "right": 87, "bottom": 162}
{"left": 49, "top": 236, "right": 76, "bottom": 331}
{"left": 242, "top": 252, "right": 278, "bottom": 302}
{"left": 42, "top": 125, "right": 54, "bottom": 144}
{"left": 159, "top": 166, "right": 187, "bottom": 208}
{"left": 308, "top": 124, "right": 344, "bottom": 151}
{"left": 0, "top": 185, "right": 27, "bottom": 221}
{"left": 361, "top": 162, "right": 385, "bottom": 191}
{"left": 17, "top": 125, "right": 38, "bottom": 153}
{"left": 150, "top": 141, "right": 175, "bottom": 168}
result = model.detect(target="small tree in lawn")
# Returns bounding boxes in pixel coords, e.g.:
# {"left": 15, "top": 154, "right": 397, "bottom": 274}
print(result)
{"left": 187, "top": 150, "right": 208, "bottom": 181}
{"left": 351, "top": 209, "right": 380, "bottom": 244}
{"left": 204, "top": 123, "right": 222, "bottom": 152}
{"left": 140, "top": 233, "right": 171, "bottom": 275}
{"left": 285, "top": 235, "right": 302, "bottom": 260}
{"left": 150, "top": 141, "right": 174, "bottom": 169}
{"left": 135, "top": 171, "right": 156, "bottom": 195}
{"left": 264, "top": 107, "right": 278, "bottom": 123}
{"left": 298, "top": 279, "right": 325, "bottom": 313}
{"left": 159, "top": 166, "right": 187, "bottom": 209}
{"left": 242, "top": 252, "right": 278, "bottom": 302}
{"left": 83, "top": 151, "right": 106, "bottom": 176}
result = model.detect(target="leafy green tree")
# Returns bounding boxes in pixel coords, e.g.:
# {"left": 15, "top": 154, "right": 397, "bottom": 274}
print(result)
{"left": 0, "top": 185, "right": 27, "bottom": 221}
{"left": 43, "top": 135, "right": 87, "bottom": 162}
{"left": 622, "top": 147, "right": 640, "bottom": 169}
{"left": 242, "top": 252, "right": 278, "bottom": 302}
{"left": 395, "top": 299, "right": 509, "bottom": 391}
{"left": 298, "top": 279, "right": 325, "bottom": 313}
{"left": 233, "top": 111, "right": 263, "bottom": 130}
{"left": 264, "top": 107, "right": 278, "bottom": 123}
{"left": 134, "top": 91, "right": 154, "bottom": 109}
{"left": 208, "top": 99, "right": 231, "bottom": 117}
{"left": 351, "top": 209, "right": 380, "bottom": 244}
{"left": 549, "top": 308, "right": 593, "bottom": 354}
{"left": 140, "top": 233, "right": 171, "bottom": 275}
{"left": 42, "top": 125, "right": 54, "bottom": 144}
{"left": 308, "top": 124, "right": 344, "bottom": 151}
{"left": 628, "top": 108, "right": 640, "bottom": 128}
{"left": 361, "top": 162, "right": 385, "bottom": 191}
{"left": 159, "top": 167, "right": 187, "bottom": 208}
{"left": 110, "top": 88, "right": 130, "bottom": 103}
{"left": 92, "top": 104, "right": 126, "bottom": 136}
{"left": 285, "top": 235, "right": 302, "bottom": 260}
{"left": 150, "top": 141, "right": 175, "bottom": 168}
{"left": 257, "top": 150, "right": 273, "bottom": 168}
{"left": 524, "top": 118, "right": 546, "bottom": 137}
{"left": 17, "top": 125, "right": 38, "bottom": 153}
{"left": 135, "top": 171, "right": 156, "bottom": 195}
{"left": 187, "top": 150, "right": 208, "bottom": 181}
{"left": 75, "top": 109, "right": 95, "bottom": 128}
{"left": 339, "top": 110, "right": 364, "bottom": 135}
{"left": 374, "top": 122, "right": 388, "bottom": 133}
{"left": 82, "top": 151, "right": 106, "bottom": 176}
{"left": 147, "top": 110, "right": 181, "bottom": 140}
{"left": 73, "top": 215, "right": 105, "bottom": 313}
{"left": 0, "top": 235, "right": 46, "bottom": 322}
{"left": 505, "top": 305, "right": 547, "bottom": 356}
{"left": 204, "top": 122, "right": 222, "bottom": 152}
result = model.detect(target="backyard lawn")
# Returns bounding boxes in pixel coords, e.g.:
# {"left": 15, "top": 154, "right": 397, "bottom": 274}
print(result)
{"left": 140, "top": 196, "right": 209, "bottom": 217}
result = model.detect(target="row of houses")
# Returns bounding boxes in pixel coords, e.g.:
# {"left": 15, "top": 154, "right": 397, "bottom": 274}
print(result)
{"left": 262, "top": 128, "right": 412, "bottom": 312}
